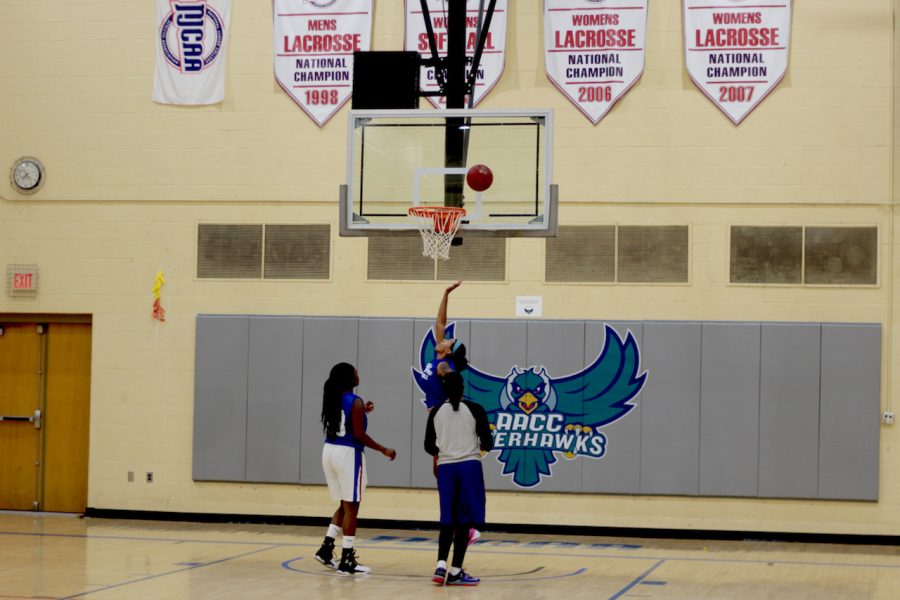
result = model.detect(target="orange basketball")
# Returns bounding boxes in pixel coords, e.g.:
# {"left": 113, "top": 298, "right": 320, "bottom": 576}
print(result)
{"left": 466, "top": 164, "right": 493, "bottom": 192}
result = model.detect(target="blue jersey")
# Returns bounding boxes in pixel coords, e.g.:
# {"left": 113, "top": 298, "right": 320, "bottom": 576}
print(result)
{"left": 419, "top": 358, "right": 456, "bottom": 409}
{"left": 325, "top": 392, "right": 367, "bottom": 450}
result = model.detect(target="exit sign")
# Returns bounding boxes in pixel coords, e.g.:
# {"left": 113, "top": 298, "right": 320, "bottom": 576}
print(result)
{"left": 7, "top": 264, "right": 38, "bottom": 297}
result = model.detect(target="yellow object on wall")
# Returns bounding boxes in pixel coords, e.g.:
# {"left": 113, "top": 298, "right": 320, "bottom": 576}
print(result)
{"left": 152, "top": 270, "right": 166, "bottom": 322}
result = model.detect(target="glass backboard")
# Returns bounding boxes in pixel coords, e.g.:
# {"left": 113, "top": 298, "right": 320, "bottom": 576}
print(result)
{"left": 340, "top": 109, "right": 556, "bottom": 237}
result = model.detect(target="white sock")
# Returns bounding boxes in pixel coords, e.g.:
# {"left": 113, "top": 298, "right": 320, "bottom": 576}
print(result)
{"left": 326, "top": 524, "right": 342, "bottom": 540}
{"left": 437, "top": 560, "right": 447, "bottom": 570}
{"left": 342, "top": 535, "right": 355, "bottom": 550}
{"left": 449, "top": 566, "right": 461, "bottom": 576}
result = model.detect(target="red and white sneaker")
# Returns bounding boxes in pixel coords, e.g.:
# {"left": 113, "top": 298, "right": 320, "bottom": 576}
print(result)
{"left": 467, "top": 528, "right": 481, "bottom": 546}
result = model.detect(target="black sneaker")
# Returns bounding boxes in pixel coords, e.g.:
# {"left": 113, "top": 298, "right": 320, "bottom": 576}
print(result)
{"left": 432, "top": 566, "right": 447, "bottom": 585}
{"left": 314, "top": 541, "right": 337, "bottom": 569}
{"left": 446, "top": 570, "right": 480, "bottom": 586}
{"left": 337, "top": 548, "right": 371, "bottom": 575}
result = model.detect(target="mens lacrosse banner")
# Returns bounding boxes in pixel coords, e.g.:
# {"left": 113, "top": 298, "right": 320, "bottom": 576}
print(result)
{"left": 683, "top": 0, "right": 792, "bottom": 124}
{"left": 404, "top": 0, "right": 508, "bottom": 108}
{"left": 153, "top": 0, "right": 232, "bottom": 105}
{"left": 273, "top": 0, "right": 373, "bottom": 126}
{"left": 544, "top": 0, "right": 648, "bottom": 124}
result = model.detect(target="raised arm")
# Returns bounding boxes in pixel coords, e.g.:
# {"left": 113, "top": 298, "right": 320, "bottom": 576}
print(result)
{"left": 435, "top": 280, "right": 461, "bottom": 344}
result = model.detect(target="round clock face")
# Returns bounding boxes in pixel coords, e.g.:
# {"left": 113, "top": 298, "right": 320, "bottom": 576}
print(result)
{"left": 11, "top": 158, "right": 44, "bottom": 193}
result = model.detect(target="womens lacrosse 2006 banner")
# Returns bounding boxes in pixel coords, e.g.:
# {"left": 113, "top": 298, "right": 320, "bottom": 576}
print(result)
{"left": 683, "top": 0, "right": 792, "bottom": 124}
{"left": 153, "top": 0, "right": 232, "bottom": 105}
{"left": 273, "top": 0, "right": 373, "bottom": 126}
{"left": 405, "top": 0, "right": 508, "bottom": 108}
{"left": 544, "top": 0, "right": 648, "bottom": 125}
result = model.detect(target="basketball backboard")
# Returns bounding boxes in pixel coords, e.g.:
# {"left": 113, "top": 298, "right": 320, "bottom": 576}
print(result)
{"left": 339, "top": 109, "right": 556, "bottom": 237}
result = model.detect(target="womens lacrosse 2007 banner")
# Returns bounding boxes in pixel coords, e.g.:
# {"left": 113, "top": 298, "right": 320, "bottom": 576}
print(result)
{"left": 544, "top": 0, "right": 648, "bottom": 125}
{"left": 273, "top": 0, "right": 373, "bottom": 126}
{"left": 405, "top": 0, "right": 508, "bottom": 108}
{"left": 153, "top": 0, "right": 232, "bottom": 105}
{"left": 683, "top": 0, "right": 792, "bottom": 124}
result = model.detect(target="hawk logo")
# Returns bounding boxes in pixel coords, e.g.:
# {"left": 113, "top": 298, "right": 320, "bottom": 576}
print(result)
{"left": 413, "top": 323, "right": 647, "bottom": 488}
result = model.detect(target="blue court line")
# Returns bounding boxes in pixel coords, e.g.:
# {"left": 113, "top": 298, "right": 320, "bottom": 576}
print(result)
{"left": 57, "top": 545, "right": 279, "bottom": 599}
{"left": 4, "top": 530, "right": 900, "bottom": 571}
{"left": 640, "top": 580, "right": 667, "bottom": 586}
{"left": 608, "top": 559, "right": 665, "bottom": 600}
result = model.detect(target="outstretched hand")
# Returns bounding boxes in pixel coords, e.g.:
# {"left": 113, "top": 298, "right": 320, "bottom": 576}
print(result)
{"left": 383, "top": 447, "right": 397, "bottom": 461}
{"left": 446, "top": 280, "right": 461, "bottom": 294}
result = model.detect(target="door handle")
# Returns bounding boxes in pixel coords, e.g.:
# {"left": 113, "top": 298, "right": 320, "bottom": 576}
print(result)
{"left": 0, "top": 409, "right": 41, "bottom": 429}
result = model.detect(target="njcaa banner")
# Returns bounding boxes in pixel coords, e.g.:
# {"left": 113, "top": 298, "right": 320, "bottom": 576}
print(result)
{"left": 544, "top": 0, "right": 648, "bottom": 125}
{"left": 274, "top": 0, "right": 372, "bottom": 127}
{"left": 153, "top": 0, "right": 232, "bottom": 105}
{"left": 683, "top": 0, "right": 792, "bottom": 124}
{"left": 414, "top": 324, "right": 647, "bottom": 488}
{"left": 404, "top": 0, "right": 508, "bottom": 108}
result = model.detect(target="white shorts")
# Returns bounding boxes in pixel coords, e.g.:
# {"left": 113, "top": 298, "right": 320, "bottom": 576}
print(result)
{"left": 322, "top": 443, "right": 367, "bottom": 502}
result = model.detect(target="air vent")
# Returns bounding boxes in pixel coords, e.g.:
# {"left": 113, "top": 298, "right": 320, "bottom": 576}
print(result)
{"left": 805, "top": 227, "right": 877, "bottom": 285}
{"left": 618, "top": 226, "right": 689, "bottom": 283}
{"left": 367, "top": 237, "right": 434, "bottom": 280}
{"left": 368, "top": 237, "right": 506, "bottom": 281}
{"left": 730, "top": 226, "right": 802, "bottom": 284}
{"left": 545, "top": 226, "right": 615, "bottom": 283}
{"left": 264, "top": 224, "right": 330, "bottom": 280}
{"left": 438, "top": 238, "right": 506, "bottom": 281}
{"left": 197, "top": 224, "right": 263, "bottom": 279}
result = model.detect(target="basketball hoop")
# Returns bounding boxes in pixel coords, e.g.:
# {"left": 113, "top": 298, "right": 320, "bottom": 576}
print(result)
{"left": 408, "top": 206, "right": 466, "bottom": 260}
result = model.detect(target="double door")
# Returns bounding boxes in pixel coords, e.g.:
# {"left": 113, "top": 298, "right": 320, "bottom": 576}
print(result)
{"left": 0, "top": 322, "right": 91, "bottom": 512}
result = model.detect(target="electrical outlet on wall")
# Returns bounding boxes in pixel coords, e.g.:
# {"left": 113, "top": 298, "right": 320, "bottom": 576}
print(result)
{"left": 146, "top": 472, "right": 154, "bottom": 483}
{"left": 883, "top": 411, "right": 894, "bottom": 425}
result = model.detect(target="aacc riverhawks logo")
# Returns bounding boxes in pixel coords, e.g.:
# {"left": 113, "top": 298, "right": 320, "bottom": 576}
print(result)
{"left": 413, "top": 323, "right": 647, "bottom": 488}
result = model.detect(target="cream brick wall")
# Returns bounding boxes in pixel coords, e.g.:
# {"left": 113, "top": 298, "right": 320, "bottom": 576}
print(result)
{"left": 1, "top": 0, "right": 897, "bottom": 535}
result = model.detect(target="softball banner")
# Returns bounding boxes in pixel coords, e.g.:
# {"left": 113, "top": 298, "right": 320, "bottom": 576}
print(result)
{"left": 274, "top": 0, "right": 372, "bottom": 127}
{"left": 683, "top": 0, "right": 792, "bottom": 124}
{"left": 405, "top": 0, "right": 508, "bottom": 108}
{"left": 153, "top": 0, "right": 232, "bottom": 105}
{"left": 544, "top": 0, "right": 648, "bottom": 125}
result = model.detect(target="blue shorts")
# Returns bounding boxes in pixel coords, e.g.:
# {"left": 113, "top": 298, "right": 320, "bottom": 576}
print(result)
{"left": 436, "top": 460, "right": 486, "bottom": 527}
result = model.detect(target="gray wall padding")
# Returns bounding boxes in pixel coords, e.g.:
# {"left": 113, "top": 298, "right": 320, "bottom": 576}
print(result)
{"left": 193, "top": 316, "right": 881, "bottom": 501}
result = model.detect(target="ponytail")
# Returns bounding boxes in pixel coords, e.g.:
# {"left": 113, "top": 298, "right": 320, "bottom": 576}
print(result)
{"left": 451, "top": 343, "right": 468, "bottom": 372}
{"left": 441, "top": 371, "right": 465, "bottom": 412}
{"left": 322, "top": 362, "right": 356, "bottom": 437}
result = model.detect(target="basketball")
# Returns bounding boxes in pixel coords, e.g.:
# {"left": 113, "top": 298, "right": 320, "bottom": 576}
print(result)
{"left": 466, "top": 164, "right": 493, "bottom": 192}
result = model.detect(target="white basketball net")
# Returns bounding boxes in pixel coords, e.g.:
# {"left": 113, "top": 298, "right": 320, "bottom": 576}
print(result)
{"left": 408, "top": 206, "right": 466, "bottom": 260}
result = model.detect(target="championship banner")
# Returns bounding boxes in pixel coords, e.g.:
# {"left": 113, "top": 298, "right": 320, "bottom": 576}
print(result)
{"left": 273, "top": 0, "right": 373, "bottom": 126}
{"left": 544, "top": 0, "right": 648, "bottom": 125}
{"left": 683, "top": 0, "right": 792, "bottom": 124}
{"left": 153, "top": 0, "right": 232, "bottom": 105}
{"left": 404, "top": 0, "right": 508, "bottom": 108}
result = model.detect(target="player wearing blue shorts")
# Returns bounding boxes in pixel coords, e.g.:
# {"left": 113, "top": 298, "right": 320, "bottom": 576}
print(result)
{"left": 416, "top": 282, "right": 481, "bottom": 546}
{"left": 424, "top": 372, "right": 493, "bottom": 586}
{"left": 315, "top": 362, "right": 397, "bottom": 575}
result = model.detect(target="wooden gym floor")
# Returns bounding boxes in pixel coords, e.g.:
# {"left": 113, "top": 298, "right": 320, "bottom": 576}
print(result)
{"left": 1, "top": 512, "right": 899, "bottom": 599}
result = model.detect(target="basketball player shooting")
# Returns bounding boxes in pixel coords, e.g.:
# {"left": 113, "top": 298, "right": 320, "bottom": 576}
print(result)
{"left": 415, "top": 281, "right": 481, "bottom": 547}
